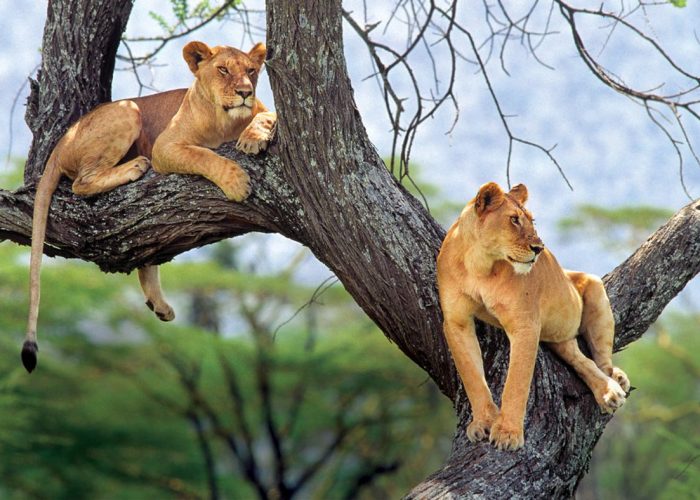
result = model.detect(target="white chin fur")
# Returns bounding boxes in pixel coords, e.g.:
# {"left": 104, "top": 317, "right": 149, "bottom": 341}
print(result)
{"left": 227, "top": 106, "right": 253, "bottom": 119}
{"left": 511, "top": 261, "right": 534, "bottom": 275}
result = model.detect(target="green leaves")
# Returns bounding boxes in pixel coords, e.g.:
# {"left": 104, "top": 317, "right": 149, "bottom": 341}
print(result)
{"left": 148, "top": 1, "right": 238, "bottom": 36}
{"left": 171, "top": 0, "right": 189, "bottom": 23}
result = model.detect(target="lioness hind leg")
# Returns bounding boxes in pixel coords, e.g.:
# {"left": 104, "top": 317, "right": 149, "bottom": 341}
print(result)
{"left": 548, "top": 338, "right": 626, "bottom": 413}
{"left": 573, "top": 273, "right": 631, "bottom": 392}
{"left": 68, "top": 100, "right": 149, "bottom": 196}
{"left": 72, "top": 156, "right": 150, "bottom": 196}
{"left": 138, "top": 266, "right": 175, "bottom": 322}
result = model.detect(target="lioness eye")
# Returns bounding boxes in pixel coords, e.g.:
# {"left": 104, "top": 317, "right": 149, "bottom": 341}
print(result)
{"left": 510, "top": 216, "right": 520, "bottom": 226}
{"left": 247, "top": 67, "right": 256, "bottom": 77}
{"left": 218, "top": 66, "right": 229, "bottom": 75}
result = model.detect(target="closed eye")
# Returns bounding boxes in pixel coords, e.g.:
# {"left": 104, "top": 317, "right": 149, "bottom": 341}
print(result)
{"left": 218, "top": 66, "right": 229, "bottom": 76}
{"left": 247, "top": 67, "right": 257, "bottom": 77}
{"left": 510, "top": 216, "right": 520, "bottom": 226}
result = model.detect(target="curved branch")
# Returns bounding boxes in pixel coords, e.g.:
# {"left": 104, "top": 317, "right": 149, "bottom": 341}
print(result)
{"left": 555, "top": 0, "right": 700, "bottom": 198}
{"left": 606, "top": 199, "right": 700, "bottom": 348}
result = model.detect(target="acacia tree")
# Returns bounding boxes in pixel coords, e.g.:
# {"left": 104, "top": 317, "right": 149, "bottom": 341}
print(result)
{"left": 1, "top": 0, "right": 699, "bottom": 497}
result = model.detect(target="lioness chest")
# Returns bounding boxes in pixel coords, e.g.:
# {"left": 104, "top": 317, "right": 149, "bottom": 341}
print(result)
{"left": 464, "top": 258, "right": 584, "bottom": 343}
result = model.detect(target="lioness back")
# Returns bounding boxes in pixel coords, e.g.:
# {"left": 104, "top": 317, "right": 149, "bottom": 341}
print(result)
{"left": 130, "top": 89, "right": 187, "bottom": 157}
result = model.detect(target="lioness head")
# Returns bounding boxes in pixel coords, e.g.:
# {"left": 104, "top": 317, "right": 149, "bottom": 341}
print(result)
{"left": 183, "top": 40, "right": 267, "bottom": 119}
{"left": 471, "top": 182, "right": 544, "bottom": 274}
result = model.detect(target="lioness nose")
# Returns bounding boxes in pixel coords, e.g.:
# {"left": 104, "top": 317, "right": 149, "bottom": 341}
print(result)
{"left": 530, "top": 244, "right": 544, "bottom": 255}
{"left": 236, "top": 90, "right": 253, "bottom": 99}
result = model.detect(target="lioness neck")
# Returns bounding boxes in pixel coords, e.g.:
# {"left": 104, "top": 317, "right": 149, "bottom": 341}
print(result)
{"left": 456, "top": 206, "right": 497, "bottom": 277}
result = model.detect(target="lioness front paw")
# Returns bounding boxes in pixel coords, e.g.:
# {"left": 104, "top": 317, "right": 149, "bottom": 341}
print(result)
{"left": 145, "top": 300, "right": 175, "bottom": 322}
{"left": 489, "top": 416, "right": 524, "bottom": 451}
{"left": 467, "top": 418, "right": 494, "bottom": 442}
{"left": 597, "top": 377, "right": 626, "bottom": 413}
{"left": 236, "top": 116, "right": 276, "bottom": 155}
{"left": 218, "top": 169, "right": 251, "bottom": 202}
{"left": 611, "top": 366, "right": 630, "bottom": 393}
{"left": 466, "top": 404, "right": 499, "bottom": 442}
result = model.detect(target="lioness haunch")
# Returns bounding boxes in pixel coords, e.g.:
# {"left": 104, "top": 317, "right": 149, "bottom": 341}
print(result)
{"left": 437, "top": 182, "right": 630, "bottom": 451}
{"left": 22, "top": 41, "right": 276, "bottom": 372}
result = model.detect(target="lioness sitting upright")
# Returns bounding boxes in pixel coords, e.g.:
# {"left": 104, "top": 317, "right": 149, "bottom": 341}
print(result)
{"left": 23, "top": 41, "right": 276, "bottom": 373}
{"left": 437, "top": 182, "right": 630, "bottom": 451}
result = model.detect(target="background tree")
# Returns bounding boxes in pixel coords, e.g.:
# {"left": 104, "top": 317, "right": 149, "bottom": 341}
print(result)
{"left": 0, "top": 230, "right": 454, "bottom": 499}
{"left": 0, "top": 0, "right": 699, "bottom": 497}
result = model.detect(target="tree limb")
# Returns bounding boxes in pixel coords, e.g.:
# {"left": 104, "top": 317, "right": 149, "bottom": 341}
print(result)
{"left": 606, "top": 199, "right": 700, "bottom": 349}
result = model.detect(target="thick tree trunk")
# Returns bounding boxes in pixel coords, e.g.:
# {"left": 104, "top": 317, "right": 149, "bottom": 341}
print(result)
{"left": 1, "top": 0, "right": 698, "bottom": 497}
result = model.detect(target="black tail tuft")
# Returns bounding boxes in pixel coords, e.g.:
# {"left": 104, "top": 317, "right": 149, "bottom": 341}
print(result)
{"left": 21, "top": 341, "right": 38, "bottom": 373}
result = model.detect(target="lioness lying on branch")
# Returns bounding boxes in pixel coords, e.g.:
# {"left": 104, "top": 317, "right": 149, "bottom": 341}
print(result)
{"left": 438, "top": 182, "right": 630, "bottom": 451}
{"left": 23, "top": 41, "right": 276, "bottom": 372}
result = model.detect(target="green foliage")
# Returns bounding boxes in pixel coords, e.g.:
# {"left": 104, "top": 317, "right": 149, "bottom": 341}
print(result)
{"left": 558, "top": 203, "right": 673, "bottom": 253}
{"left": 669, "top": 0, "right": 687, "bottom": 7}
{"left": 148, "top": 1, "right": 238, "bottom": 37}
{"left": 0, "top": 241, "right": 453, "bottom": 498}
{"left": 171, "top": 0, "right": 189, "bottom": 23}
{"left": 0, "top": 158, "right": 26, "bottom": 190}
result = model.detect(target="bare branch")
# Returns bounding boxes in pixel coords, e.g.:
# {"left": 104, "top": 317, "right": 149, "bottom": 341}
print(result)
{"left": 345, "top": 1, "right": 574, "bottom": 195}
{"left": 456, "top": 19, "right": 572, "bottom": 190}
{"left": 118, "top": 1, "right": 244, "bottom": 67}
{"left": 555, "top": 0, "right": 700, "bottom": 198}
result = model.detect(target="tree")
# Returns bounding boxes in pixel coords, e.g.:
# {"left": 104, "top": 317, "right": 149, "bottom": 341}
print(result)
{"left": 0, "top": 0, "right": 698, "bottom": 496}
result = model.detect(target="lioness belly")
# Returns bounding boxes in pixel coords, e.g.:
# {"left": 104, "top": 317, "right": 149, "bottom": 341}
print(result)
{"left": 539, "top": 286, "right": 583, "bottom": 343}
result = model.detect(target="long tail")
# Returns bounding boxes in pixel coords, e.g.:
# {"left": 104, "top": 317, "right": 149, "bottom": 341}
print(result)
{"left": 23, "top": 153, "right": 63, "bottom": 373}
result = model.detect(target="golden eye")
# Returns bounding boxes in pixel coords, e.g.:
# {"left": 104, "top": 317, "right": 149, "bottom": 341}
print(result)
{"left": 218, "top": 66, "right": 229, "bottom": 76}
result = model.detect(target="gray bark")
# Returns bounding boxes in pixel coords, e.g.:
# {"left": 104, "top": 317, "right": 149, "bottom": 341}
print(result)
{"left": 0, "top": 0, "right": 698, "bottom": 497}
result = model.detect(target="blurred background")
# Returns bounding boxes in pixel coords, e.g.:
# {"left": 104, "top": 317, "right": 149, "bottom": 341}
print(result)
{"left": 0, "top": 1, "right": 698, "bottom": 498}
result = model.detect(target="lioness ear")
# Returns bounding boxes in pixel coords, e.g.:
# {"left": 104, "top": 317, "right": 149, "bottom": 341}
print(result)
{"left": 508, "top": 183, "right": 528, "bottom": 205}
{"left": 183, "top": 41, "right": 213, "bottom": 74}
{"left": 474, "top": 182, "right": 505, "bottom": 216}
{"left": 248, "top": 42, "right": 267, "bottom": 71}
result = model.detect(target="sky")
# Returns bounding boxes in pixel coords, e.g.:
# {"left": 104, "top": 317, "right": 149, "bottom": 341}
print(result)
{"left": 0, "top": 0, "right": 698, "bottom": 305}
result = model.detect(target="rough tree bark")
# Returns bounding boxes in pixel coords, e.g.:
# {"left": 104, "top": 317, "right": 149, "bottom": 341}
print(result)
{"left": 0, "top": 0, "right": 698, "bottom": 497}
